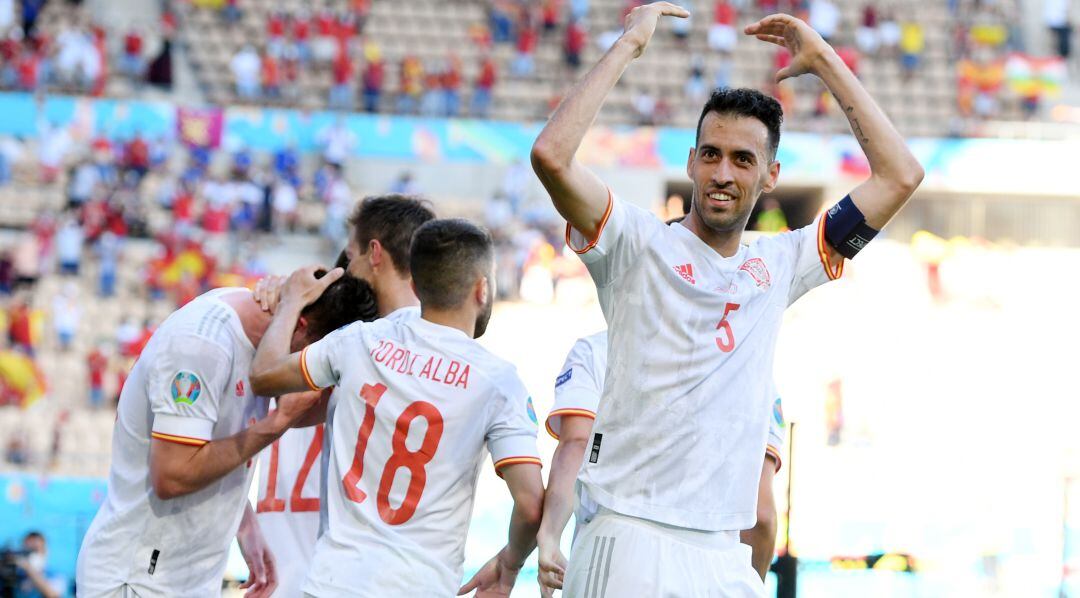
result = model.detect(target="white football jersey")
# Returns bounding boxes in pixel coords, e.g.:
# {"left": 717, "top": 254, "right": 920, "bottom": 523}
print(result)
{"left": 77, "top": 289, "right": 268, "bottom": 598}
{"left": 255, "top": 415, "right": 324, "bottom": 598}
{"left": 567, "top": 193, "right": 839, "bottom": 531}
{"left": 298, "top": 315, "right": 542, "bottom": 597}
{"left": 546, "top": 330, "right": 786, "bottom": 471}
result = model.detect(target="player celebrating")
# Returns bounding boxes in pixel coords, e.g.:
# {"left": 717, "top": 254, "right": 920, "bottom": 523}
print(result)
{"left": 530, "top": 4, "right": 923, "bottom": 595}
{"left": 249, "top": 219, "right": 545, "bottom": 597}
{"left": 251, "top": 197, "right": 434, "bottom": 596}
{"left": 76, "top": 273, "right": 374, "bottom": 598}
{"left": 537, "top": 330, "right": 787, "bottom": 596}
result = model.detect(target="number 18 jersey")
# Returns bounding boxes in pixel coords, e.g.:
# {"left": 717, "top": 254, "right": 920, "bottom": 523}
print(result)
{"left": 298, "top": 316, "right": 541, "bottom": 597}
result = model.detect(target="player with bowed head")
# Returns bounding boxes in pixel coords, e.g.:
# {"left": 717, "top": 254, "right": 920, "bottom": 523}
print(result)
{"left": 250, "top": 219, "right": 545, "bottom": 597}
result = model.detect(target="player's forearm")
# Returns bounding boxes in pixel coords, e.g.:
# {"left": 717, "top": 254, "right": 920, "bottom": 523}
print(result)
{"left": 740, "top": 519, "right": 777, "bottom": 580}
{"left": 155, "top": 415, "right": 286, "bottom": 498}
{"left": 250, "top": 301, "right": 305, "bottom": 397}
{"left": 505, "top": 500, "right": 542, "bottom": 567}
{"left": 537, "top": 438, "right": 588, "bottom": 547}
{"left": 813, "top": 52, "right": 923, "bottom": 227}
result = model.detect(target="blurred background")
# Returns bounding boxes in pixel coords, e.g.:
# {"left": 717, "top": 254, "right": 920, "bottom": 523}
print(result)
{"left": 0, "top": 0, "right": 1079, "bottom": 596}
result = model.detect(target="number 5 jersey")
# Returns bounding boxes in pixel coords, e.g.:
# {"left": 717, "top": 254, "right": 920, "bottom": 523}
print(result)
{"left": 297, "top": 312, "right": 542, "bottom": 597}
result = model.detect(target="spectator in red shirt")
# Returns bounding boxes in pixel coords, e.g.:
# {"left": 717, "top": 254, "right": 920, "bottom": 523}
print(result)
{"left": 262, "top": 49, "right": 281, "bottom": 100}
{"left": 512, "top": 12, "right": 538, "bottom": 76}
{"left": 709, "top": 0, "right": 737, "bottom": 54}
{"left": 313, "top": 9, "right": 337, "bottom": 65}
{"left": 7, "top": 297, "right": 34, "bottom": 356}
{"left": 124, "top": 134, "right": 149, "bottom": 181}
{"left": 267, "top": 11, "right": 286, "bottom": 55}
{"left": 329, "top": 49, "right": 353, "bottom": 109}
{"left": 121, "top": 27, "right": 144, "bottom": 79}
{"left": 87, "top": 345, "right": 108, "bottom": 408}
{"left": 361, "top": 50, "right": 384, "bottom": 113}
{"left": 565, "top": 16, "right": 587, "bottom": 69}
{"left": 472, "top": 54, "right": 497, "bottom": 117}
{"left": 443, "top": 54, "right": 463, "bottom": 116}
{"left": 290, "top": 11, "right": 311, "bottom": 64}
{"left": 17, "top": 48, "right": 40, "bottom": 92}
{"left": 542, "top": 0, "right": 561, "bottom": 35}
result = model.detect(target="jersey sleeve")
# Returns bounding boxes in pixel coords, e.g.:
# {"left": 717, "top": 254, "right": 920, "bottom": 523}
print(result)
{"left": 545, "top": 339, "right": 603, "bottom": 440}
{"left": 776, "top": 214, "right": 845, "bottom": 306}
{"left": 766, "top": 396, "right": 786, "bottom": 473}
{"left": 299, "top": 325, "right": 352, "bottom": 391}
{"left": 486, "top": 370, "right": 542, "bottom": 477}
{"left": 149, "top": 334, "right": 233, "bottom": 446}
{"left": 566, "top": 189, "right": 663, "bottom": 287}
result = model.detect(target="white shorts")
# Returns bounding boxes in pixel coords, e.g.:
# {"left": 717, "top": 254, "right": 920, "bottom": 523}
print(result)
{"left": 564, "top": 507, "right": 765, "bottom": 598}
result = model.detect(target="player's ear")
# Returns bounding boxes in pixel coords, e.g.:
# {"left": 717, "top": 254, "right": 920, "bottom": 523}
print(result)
{"left": 762, "top": 160, "right": 780, "bottom": 194}
{"left": 686, "top": 146, "right": 696, "bottom": 180}
{"left": 368, "top": 239, "right": 382, "bottom": 270}
{"left": 475, "top": 275, "right": 488, "bottom": 306}
{"left": 292, "top": 315, "right": 310, "bottom": 348}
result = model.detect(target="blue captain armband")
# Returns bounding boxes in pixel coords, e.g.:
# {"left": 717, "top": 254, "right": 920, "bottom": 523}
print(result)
{"left": 824, "top": 196, "right": 879, "bottom": 259}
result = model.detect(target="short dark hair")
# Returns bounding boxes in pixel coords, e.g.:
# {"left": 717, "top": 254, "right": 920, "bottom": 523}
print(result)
{"left": 301, "top": 271, "right": 379, "bottom": 339}
{"left": 695, "top": 88, "right": 784, "bottom": 159}
{"left": 410, "top": 219, "right": 494, "bottom": 310}
{"left": 348, "top": 195, "right": 436, "bottom": 276}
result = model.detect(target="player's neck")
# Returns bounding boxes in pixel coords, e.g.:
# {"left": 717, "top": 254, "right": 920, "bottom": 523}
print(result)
{"left": 220, "top": 291, "right": 272, "bottom": 348}
{"left": 419, "top": 308, "right": 476, "bottom": 339}
{"left": 374, "top": 276, "right": 420, "bottom": 317}
{"left": 681, "top": 211, "right": 743, "bottom": 258}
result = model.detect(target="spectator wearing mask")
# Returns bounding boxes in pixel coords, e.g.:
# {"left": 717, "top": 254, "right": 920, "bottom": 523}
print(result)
{"left": 15, "top": 531, "right": 65, "bottom": 598}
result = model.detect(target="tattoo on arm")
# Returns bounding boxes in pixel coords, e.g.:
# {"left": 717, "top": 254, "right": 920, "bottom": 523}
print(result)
{"left": 840, "top": 101, "right": 870, "bottom": 144}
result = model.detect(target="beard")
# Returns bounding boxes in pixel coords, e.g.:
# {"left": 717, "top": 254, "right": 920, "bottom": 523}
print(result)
{"left": 473, "top": 292, "right": 494, "bottom": 338}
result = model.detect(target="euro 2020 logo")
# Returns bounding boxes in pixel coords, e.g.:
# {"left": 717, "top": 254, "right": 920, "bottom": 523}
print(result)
{"left": 171, "top": 371, "right": 203, "bottom": 405}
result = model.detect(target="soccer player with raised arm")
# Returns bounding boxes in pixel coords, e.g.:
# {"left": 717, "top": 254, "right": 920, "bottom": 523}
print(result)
{"left": 76, "top": 273, "right": 375, "bottom": 598}
{"left": 250, "top": 219, "right": 545, "bottom": 597}
{"left": 536, "top": 331, "right": 787, "bottom": 596}
{"left": 252, "top": 196, "right": 434, "bottom": 597}
{"left": 530, "top": 4, "right": 922, "bottom": 595}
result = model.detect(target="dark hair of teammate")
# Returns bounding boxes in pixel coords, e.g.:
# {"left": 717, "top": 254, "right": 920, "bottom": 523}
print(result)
{"left": 301, "top": 270, "right": 379, "bottom": 339}
{"left": 348, "top": 195, "right": 436, "bottom": 275}
{"left": 410, "top": 219, "right": 495, "bottom": 337}
{"left": 695, "top": 88, "right": 784, "bottom": 159}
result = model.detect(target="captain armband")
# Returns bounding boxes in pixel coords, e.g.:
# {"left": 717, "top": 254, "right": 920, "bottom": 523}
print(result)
{"left": 824, "top": 196, "right": 879, "bottom": 259}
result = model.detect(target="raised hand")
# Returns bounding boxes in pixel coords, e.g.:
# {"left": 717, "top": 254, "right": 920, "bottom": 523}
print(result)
{"left": 745, "top": 13, "right": 835, "bottom": 82}
{"left": 621, "top": 2, "right": 690, "bottom": 59}
{"left": 279, "top": 265, "right": 344, "bottom": 312}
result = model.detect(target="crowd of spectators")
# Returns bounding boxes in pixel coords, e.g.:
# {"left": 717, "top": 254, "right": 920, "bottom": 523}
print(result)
{"left": 0, "top": 0, "right": 176, "bottom": 96}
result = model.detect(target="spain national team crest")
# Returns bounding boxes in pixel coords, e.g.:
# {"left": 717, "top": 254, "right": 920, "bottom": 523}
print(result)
{"left": 526, "top": 397, "right": 538, "bottom": 425}
{"left": 171, "top": 371, "right": 203, "bottom": 405}
{"left": 739, "top": 258, "right": 771, "bottom": 289}
{"left": 773, "top": 397, "right": 785, "bottom": 428}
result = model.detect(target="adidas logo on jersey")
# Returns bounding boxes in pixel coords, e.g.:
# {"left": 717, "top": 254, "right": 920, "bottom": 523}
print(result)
{"left": 673, "top": 263, "right": 696, "bottom": 285}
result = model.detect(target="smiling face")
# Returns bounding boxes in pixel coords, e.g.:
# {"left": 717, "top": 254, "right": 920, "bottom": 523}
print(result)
{"left": 686, "top": 112, "right": 780, "bottom": 236}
